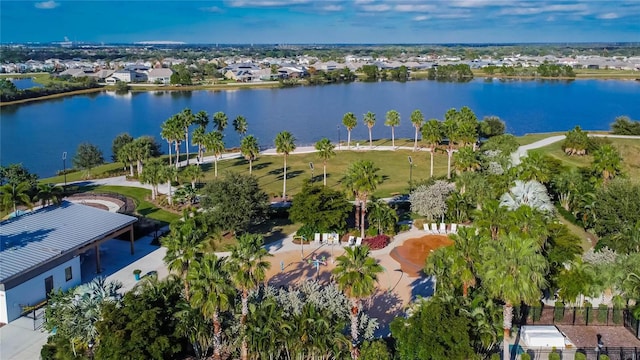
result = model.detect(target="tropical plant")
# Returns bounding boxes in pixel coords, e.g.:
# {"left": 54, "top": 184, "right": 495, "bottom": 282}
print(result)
{"left": 610, "top": 115, "right": 640, "bottom": 135}
{"left": 315, "top": 137, "right": 336, "bottom": 186}
{"left": 592, "top": 144, "right": 622, "bottom": 184}
{"left": 174, "top": 184, "right": 198, "bottom": 206}
{"left": 182, "top": 164, "right": 203, "bottom": 189}
{"left": 343, "top": 112, "right": 358, "bottom": 149}
{"left": 227, "top": 234, "right": 272, "bottom": 360}
{"left": 454, "top": 145, "right": 480, "bottom": 173}
{"left": 111, "top": 133, "right": 134, "bottom": 162}
{"left": 161, "top": 115, "right": 182, "bottom": 167}
{"left": 191, "top": 127, "right": 207, "bottom": 163}
{"left": 384, "top": 110, "right": 400, "bottom": 149}
{"left": 472, "top": 199, "right": 510, "bottom": 240}
{"left": 363, "top": 111, "right": 376, "bottom": 149}
{"left": 0, "top": 181, "right": 33, "bottom": 214}
{"left": 332, "top": 246, "right": 383, "bottom": 358}
{"left": 367, "top": 200, "right": 398, "bottom": 235}
{"left": 479, "top": 234, "right": 548, "bottom": 360}
{"left": 240, "top": 135, "right": 260, "bottom": 174}
{"left": 409, "top": 109, "right": 425, "bottom": 151}
{"left": 562, "top": 126, "right": 590, "bottom": 156}
{"left": 289, "top": 182, "right": 352, "bottom": 233}
{"left": 274, "top": 130, "right": 296, "bottom": 200}
{"left": 500, "top": 180, "right": 554, "bottom": 213}
{"left": 35, "top": 183, "right": 63, "bottom": 207}
{"left": 514, "top": 152, "right": 556, "bottom": 184}
{"left": 72, "top": 142, "right": 104, "bottom": 178}
{"left": 479, "top": 116, "right": 506, "bottom": 138}
{"left": 212, "top": 111, "right": 228, "bottom": 133}
{"left": 343, "top": 160, "right": 383, "bottom": 239}
{"left": 177, "top": 108, "right": 195, "bottom": 166}
{"left": 421, "top": 119, "right": 443, "bottom": 178}
{"left": 409, "top": 180, "right": 455, "bottom": 221}
{"left": 204, "top": 131, "right": 225, "bottom": 177}
{"left": 555, "top": 259, "right": 597, "bottom": 306}
{"left": 233, "top": 115, "right": 248, "bottom": 139}
{"left": 139, "top": 158, "right": 164, "bottom": 200}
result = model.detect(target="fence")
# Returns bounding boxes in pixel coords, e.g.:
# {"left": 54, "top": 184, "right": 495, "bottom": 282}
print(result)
{"left": 522, "top": 347, "right": 639, "bottom": 360}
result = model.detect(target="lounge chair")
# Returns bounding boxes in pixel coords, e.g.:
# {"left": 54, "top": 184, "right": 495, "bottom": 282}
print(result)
{"left": 431, "top": 223, "right": 438, "bottom": 234}
{"left": 314, "top": 233, "right": 321, "bottom": 244}
{"left": 439, "top": 223, "right": 446, "bottom": 234}
{"left": 450, "top": 224, "right": 458, "bottom": 234}
{"left": 423, "top": 224, "right": 431, "bottom": 233}
{"left": 347, "top": 236, "right": 355, "bottom": 246}
{"left": 355, "top": 237, "right": 362, "bottom": 246}
{"left": 323, "top": 233, "right": 332, "bottom": 244}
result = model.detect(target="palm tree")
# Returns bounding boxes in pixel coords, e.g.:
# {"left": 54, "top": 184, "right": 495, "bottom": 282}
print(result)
{"left": 367, "top": 200, "right": 398, "bottom": 235}
{"left": 178, "top": 108, "right": 195, "bottom": 166}
{"left": 410, "top": 109, "right": 424, "bottom": 151}
{"left": 162, "top": 218, "right": 207, "bottom": 301}
{"left": 315, "top": 137, "right": 336, "bottom": 186}
{"left": 500, "top": 180, "right": 554, "bottom": 213}
{"left": 35, "top": 183, "right": 63, "bottom": 207}
{"left": 163, "top": 115, "right": 184, "bottom": 168}
{"left": 132, "top": 137, "right": 152, "bottom": 176}
{"left": 162, "top": 165, "right": 178, "bottom": 205}
{"left": 275, "top": 131, "right": 296, "bottom": 201}
{"left": 479, "top": 233, "right": 547, "bottom": 360}
{"left": 227, "top": 234, "right": 272, "bottom": 360}
{"left": 473, "top": 199, "right": 510, "bottom": 240}
{"left": 342, "top": 112, "right": 358, "bottom": 149}
{"left": 191, "top": 127, "right": 206, "bottom": 164}
{"left": 233, "top": 115, "right": 248, "bottom": 139}
{"left": 448, "top": 227, "right": 486, "bottom": 297}
{"left": 454, "top": 145, "right": 480, "bottom": 174}
{"left": 384, "top": 110, "right": 400, "bottom": 149}
{"left": 343, "top": 160, "right": 383, "bottom": 239}
{"left": 139, "top": 158, "right": 164, "bottom": 200}
{"left": 213, "top": 111, "right": 228, "bottom": 132}
{"left": 363, "top": 112, "right": 376, "bottom": 149}
{"left": 515, "top": 152, "right": 554, "bottom": 184}
{"left": 0, "top": 181, "right": 33, "bottom": 214}
{"left": 182, "top": 164, "right": 203, "bottom": 189}
{"left": 188, "top": 254, "right": 233, "bottom": 360}
{"left": 204, "top": 131, "right": 225, "bottom": 177}
{"left": 332, "top": 246, "right": 383, "bottom": 359}
{"left": 592, "top": 144, "right": 622, "bottom": 184}
{"left": 555, "top": 259, "right": 597, "bottom": 306}
{"left": 421, "top": 119, "right": 442, "bottom": 178}
{"left": 443, "top": 110, "right": 460, "bottom": 179}
{"left": 240, "top": 135, "right": 260, "bottom": 174}
{"left": 117, "top": 141, "right": 136, "bottom": 177}
{"left": 161, "top": 116, "right": 179, "bottom": 166}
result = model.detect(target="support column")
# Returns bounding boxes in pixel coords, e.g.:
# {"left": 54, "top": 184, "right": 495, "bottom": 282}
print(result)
{"left": 95, "top": 244, "right": 102, "bottom": 274}
{"left": 129, "top": 225, "right": 135, "bottom": 255}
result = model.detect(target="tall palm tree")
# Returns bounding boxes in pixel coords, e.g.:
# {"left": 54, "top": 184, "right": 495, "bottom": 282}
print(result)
{"left": 132, "top": 137, "right": 152, "bottom": 176}
{"left": 342, "top": 112, "right": 358, "bottom": 149}
{"left": 343, "top": 160, "right": 383, "bottom": 239}
{"left": 315, "top": 137, "right": 335, "bottom": 186}
{"left": 363, "top": 112, "right": 376, "bottom": 149}
{"left": 160, "top": 118, "right": 177, "bottom": 167}
{"left": 473, "top": 199, "right": 510, "bottom": 240}
{"left": 213, "top": 111, "right": 228, "bottom": 132}
{"left": 139, "top": 158, "right": 164, "bottom": 200}
{"left": 240, "top": 135, "right": 260, "bottom": 174}
{"left": 178, "top": 108, "right": 195, "bottom": 166}
{"left": 233, "top": 115, "right": 248, "bottom": 139}
{"left": 35, "top": 183, "right": 63, "bottom": 207}
{"left": 162, "top": 164, "right": 178, "bottom": 205}
{"left": 454, "top": 145, "right": 480, "bottom": 174}
{"left": 188, "top": 254, "right": 233, "bottom": 360}
{"left": 448, "top": 227, "right": 486, "bottom": 297}
{"left": 384, "top": 110, "right": 400, "bottom": 149}
{"left": 0, "top": 181, "right": 33, "bottom": 214}
{"left": 164, "top": 115, "right": 184, "bottom": 168}
{"left": 227, "top": 234, "right": 272, "bottom": 360}
{"left": 421, "top": 119, "right": 442, "bottom": 178}
{"left": 191, "top": 127, "right": 206, "bottom": 164}
{"left": 443, "top": 110, "right": 460, "bottom": 179}
{"left": 275, "top": 131, "right": 296, "bottom": 200}
{"left": 410, "top": 109, "right": 424, "bottom": 151}
{"left": 204, "top": 131, "right": 225, "bottom": 177}
{"left": 117, "top": 141, "right": 136, "bottom": 177}
{"left": 182, "top": 164, "right": 203, "bottom": 189}
{"left": 367, "top": 200, "right": 398, "bottom": 235}
{"left": 479, "top": 233, "right": 547, "bottom": 360}
{"left": 592, "top": 144, "right": 622, "bottom": 184}
{"left": 332, "top": 246, "right": 383, "bottom": 359}
{"left": 515, "top": 152, "right": 554, "bottom": 184}
{"left": 162, "top": 218, "right": 207, "bottom": 301}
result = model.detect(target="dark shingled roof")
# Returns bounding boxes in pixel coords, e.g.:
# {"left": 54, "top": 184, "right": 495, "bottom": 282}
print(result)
{"left": 0, "top": 201, "right": 137, "bottom": 283}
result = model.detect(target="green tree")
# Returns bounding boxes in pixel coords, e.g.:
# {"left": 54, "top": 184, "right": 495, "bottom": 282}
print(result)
{"left": 201, "top": 172, "right": 269, "bottom": 234}
{"left": 192, "top": 127, "right": 207, "bottom": 163}
{"left": 162, "top": 164, "right": 178, "bottom": 205}
{"left": 479, "top": 234, "right": 548, "bottom": 360}
{"left": 384, "top": 110, "right": 400, "bottom": 149}
{"left": 0, "top": 181, "right": 33, "bottom": 214}
{"left": 343, "top": 160, "right": 383, "bottom": 239}
{"left": 117, "top": 141, "right": 137, "bottom": 177}
{"left": 35, "top": 183, "right": 63, "bottom": 207}
{"left": 233, "top": 115, "right": 248, "bottom": 139}
{"left": 111, "top": 133, "right": 134, "bottom": 162}
{"left": 240, "top": 135, "right": 260, "bottom": 174}
{"left": 555, "top": 259, "right": 597, "bottom": 306}
{"left": 359, "top": 340, "right": 392, "bottom": 360}
{"left": 227, "top": 234, "right": 272, "bottom": 360}
{"left": 410, "top": 109, "right": 425, "bottom": 151}
{"left": 562, "top": 125, "right": 590, "bottom": 156}
{"left": 0, "top": 163, "right": 38, "bottom": 188}
{"left": 367, "top": 200, "right": 398, "bottom": 235}
{"left": 72, "top": 142, "right": 104, "bottom": 178}
{"left": 213, "top": 111, "right": 228, "bottom": 132}
{"left": 289, "top": 182, "right": 352, "bottom": 233}
{"left": 177, "top": 108, "right": 195, "bottom": 166}
{"left": 421, "top": 119, "right": 443, "bottom": 178}
{"left": 592, "top": 144, "right": 622, "bottom": 184}
{"left": 592, "top": 179, "right": 640, "bottom": 247}
{"left": 182, "top": 164, "right": 203, "bottom": 189}
{"left": 161, "top": 115, "right": 183, "bottom": 167}
{"left": 204, "top": 131, "right": 225, "bottom": 178}
{"left": 479, "top": 116, "right": 505, "bottom": 138}
{"left": 332, "top": 246, "right": 383, "bottom": 359}
{"left": 315, "top": 137, "right": 336, "bottom": 186}
{"left": 514, "top": 152, "right": 556, "bottom": 184}
{"left": 139, "top": 158, "right": 164, "bottom": 200}
{"left": 453, "top": 145, "right": 480, "bottom": 173}
{"left": 363, "top": 111, "right": 376, "bottom": 149}
{"left": 611, "top": 115, "right": 640, "bottom": 135}
{"left": 275, "top": 130, "right": 296, "bottom": 200}
{"left": 189, "top": 254, "right": 233, "bottom": 360}
{"left": 343, "top": 112, "right": 358, "bottom": 149}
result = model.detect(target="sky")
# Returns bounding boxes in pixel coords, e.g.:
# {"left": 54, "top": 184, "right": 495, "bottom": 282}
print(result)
{"left": 1, "top": 0, "right": 639, "bottom": 44}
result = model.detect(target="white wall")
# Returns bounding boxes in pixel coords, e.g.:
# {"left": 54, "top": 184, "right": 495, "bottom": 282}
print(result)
{"left": 1, "top": 256, "right": 81, "bottom": 324}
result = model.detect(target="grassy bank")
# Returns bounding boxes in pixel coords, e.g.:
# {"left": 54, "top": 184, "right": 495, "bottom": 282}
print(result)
{"left": 471, "top": 69, "right": 640, "bottom": 80}
{"left": 0, "top": 87, "right": 104, "bottom": 107}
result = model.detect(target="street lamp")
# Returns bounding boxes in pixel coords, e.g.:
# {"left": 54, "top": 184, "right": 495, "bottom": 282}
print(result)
{"left": 62, "top": 152, "right": 67, "bottom": 187}
{"left": 595, "top": 334, "right": 604, "bottom": 359}
{"left": 309, "top": 162, "right": 314, "bottom": 182}
{"left": 408, "top": 156, "right": 413, "bottom": 192}
{"left": 88, "top": 339, "right": 95, "bottom": 359}
{"left": 337, "top": 125, "right": 341, "bottom": 150}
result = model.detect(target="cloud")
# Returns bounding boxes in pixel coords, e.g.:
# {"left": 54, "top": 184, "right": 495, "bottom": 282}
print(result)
{"left": 322, "top": 4, "right": 343, "bottom": 12}
{"left": 200, "top": 6, "right": 224, "bottom": 13}
{"left": 413, "top": 15, "right": 429, "bottom": 21}
{"left": 354, "top": 0, "right": 374, "bottom": 4}
{"left": 34, "top": 1, "right": 59, "bottom": 9}
{"left": 361, "top": 4, "right": 391, "bottom": 12}
{"left": 227, "top": 0, "right": 310, "bottom": 7}
{"left": 597, "top": 12, "right": 619, "bottom": 19}
{"left": 395, "top": 4, "right": 436, "bottom": 12}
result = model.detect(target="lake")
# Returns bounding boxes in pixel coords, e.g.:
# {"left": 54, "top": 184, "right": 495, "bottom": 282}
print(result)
{"left": 8, "top": 78, "right": 43, "bottom": 90}
{"left": 1, "top": 79, "right": 639, "bottom": 177}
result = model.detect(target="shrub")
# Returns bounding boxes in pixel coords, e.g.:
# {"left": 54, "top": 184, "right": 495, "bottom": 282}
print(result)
{"left": 549, "top": 351, "right": 561, "bottom": 360}
{"left": 530, "top": 304, "right": 542, "bottom": 322}
{"left": 362, "top": 235, "right": 390, "bottom": 250}
{"left": 554, "top": 301, "right": 565, "bottom": 322}
{"left": 359, "top": 339, "right": 392, "bottom": 360}
{"left": 490, "top": 354, "right": 500, "bottom": 360}
{"left": 599, "top": 355, "right": 610, "bottom": 360}
{"left": 521, "top": 353, "right": 531, "bottom": 360}
{"left": 398, "top": 224, "right": 411, "bottom": 233}
{"left": 612, "top": 307, "right": 623, "bottom": 324}
{"left": 597, "top": 304, "right": 608, "bottom": 323}
{"left": 296, "top": 223, "right": 320, "bottom": 242}
{"left": 575, "top": 352, "right": 587, "bottom": 360}
{"left": 413, "top": 218, "right": 426, "bottom": 230}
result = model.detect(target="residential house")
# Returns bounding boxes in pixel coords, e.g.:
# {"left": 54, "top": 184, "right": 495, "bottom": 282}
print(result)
{"left": 146, "top": 68, "right": 173, "bottom": 84}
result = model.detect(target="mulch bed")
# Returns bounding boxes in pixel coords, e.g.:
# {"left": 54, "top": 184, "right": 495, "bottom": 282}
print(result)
{"left": 557, "top": 325, "right": 640, "bottom": 347}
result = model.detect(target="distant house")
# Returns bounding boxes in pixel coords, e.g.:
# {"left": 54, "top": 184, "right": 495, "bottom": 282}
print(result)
{"left": 225, "top": 69, "right": 254, "bottom": 82}
{"left": 0, "top": 202, "right": 137, "bottom": 324}
{"left": 146, "top": 68, "right": 173, "bottom": 84}
{"left": 59, "top": 67, "right": 94, "bottom": 78}
{"left": 106, "top": 69, "right": 148, "bottom": 83}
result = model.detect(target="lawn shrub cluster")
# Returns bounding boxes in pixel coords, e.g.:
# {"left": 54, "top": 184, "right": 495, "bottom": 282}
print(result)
{"left": 362, "top": 234, "right": 390, "bottom": 250}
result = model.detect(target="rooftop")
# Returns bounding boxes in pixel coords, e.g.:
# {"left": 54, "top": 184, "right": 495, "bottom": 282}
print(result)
{"left": 0, "top": 201, "right": 137, "bottom": 284}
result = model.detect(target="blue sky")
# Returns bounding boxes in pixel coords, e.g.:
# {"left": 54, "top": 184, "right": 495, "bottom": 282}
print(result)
{"left": 2, "top": 0, "right": 639, "bottom": 44}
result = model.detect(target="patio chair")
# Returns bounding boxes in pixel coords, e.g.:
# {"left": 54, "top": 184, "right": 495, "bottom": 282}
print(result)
{"left": 439, "top": 223, "right": 446, "bottom": 234}
{"left": 423, "top": 224, "right": 431, "bottom": 233}
{"left": 323, "top": 233, "right": 331, "bottom": 244}
{"left": 314, "top": 233, "right": 321, "bottom": 244}
{"left": 347, "top": 236, "right": 355, "bottom": 246}
{"left": 431, "top": 223, "right": 438, "bottom": 234}
{"left": 450, "top": 223, "right": 458, "bottom": 234}
{"left": 355, "top": 237, "right": 362, "bottom": 246}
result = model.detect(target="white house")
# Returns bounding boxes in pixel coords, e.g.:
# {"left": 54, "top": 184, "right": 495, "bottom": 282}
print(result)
{"left": 106, "top": 69, "right": 147, "bottom": 83}
{"left": 0, "top": 202, "right": 137, "bottom": 324}
{"left": 147, "top": 68, "right": 173, "bottom": 84}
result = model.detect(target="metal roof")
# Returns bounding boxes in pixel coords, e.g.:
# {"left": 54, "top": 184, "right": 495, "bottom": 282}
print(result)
{"left": 0, "top": 201, "right": 137, "bottom": 284}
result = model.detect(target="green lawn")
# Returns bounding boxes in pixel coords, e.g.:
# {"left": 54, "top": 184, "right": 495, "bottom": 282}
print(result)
{"left": 515, "top": 132, "right": 566, "bottom": 146}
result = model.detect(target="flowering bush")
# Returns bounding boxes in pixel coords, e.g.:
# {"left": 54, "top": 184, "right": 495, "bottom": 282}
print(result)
{"left": 362, "top": 235, "right": 390, "bottom": 250}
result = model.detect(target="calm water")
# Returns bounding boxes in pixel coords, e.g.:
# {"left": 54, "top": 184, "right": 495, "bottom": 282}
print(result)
{"left": 9, "top": 78, "right": 43, "bottom": 90}
{"left": 1, "top": 79, "right": 639, "bottom": 177}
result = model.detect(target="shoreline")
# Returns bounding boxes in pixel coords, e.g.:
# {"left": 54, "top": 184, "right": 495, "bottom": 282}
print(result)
{"left": 2, "top": 74, "right": 638, "bottom": 107}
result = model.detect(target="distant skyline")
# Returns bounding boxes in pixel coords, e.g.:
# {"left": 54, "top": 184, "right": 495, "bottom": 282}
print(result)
{"left": 2, "top": 1, "right": 639, "bottom": 44}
